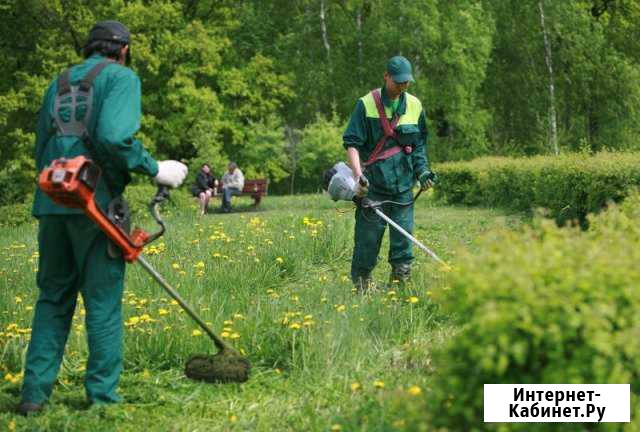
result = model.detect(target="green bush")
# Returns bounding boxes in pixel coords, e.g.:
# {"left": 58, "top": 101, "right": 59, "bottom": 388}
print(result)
{"left": 0, "top": 200, "right": 33, "bottom": 228}
{"left": 434, "top": 152, "right": 640, "bottom": 225}
{"left": 426, "top": 192, "right": 640, "bottom": 431}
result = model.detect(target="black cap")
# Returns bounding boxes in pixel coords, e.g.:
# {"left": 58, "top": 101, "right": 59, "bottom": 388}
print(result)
{"left": 87, "top": 20, "right": 130, "bottom": 45}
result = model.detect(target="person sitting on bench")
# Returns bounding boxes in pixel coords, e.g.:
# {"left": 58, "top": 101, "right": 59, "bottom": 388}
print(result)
{"left": 191, "top": 163, "right": 218, "bottom": 216}
{"left": 220, "top": 162, "right": 244, "bottom": 213}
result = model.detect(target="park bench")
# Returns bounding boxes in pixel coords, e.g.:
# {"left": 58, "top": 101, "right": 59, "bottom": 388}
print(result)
{"left": 218, "top": 179, "right": 269, "bottom": 207}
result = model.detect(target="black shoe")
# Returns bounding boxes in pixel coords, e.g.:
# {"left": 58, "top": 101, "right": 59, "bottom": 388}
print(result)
{"left": 390, "top": 263, "right": 411, "bottom": 284}
{"left": 16, "top": 401, "right": 43, "bottom": 416}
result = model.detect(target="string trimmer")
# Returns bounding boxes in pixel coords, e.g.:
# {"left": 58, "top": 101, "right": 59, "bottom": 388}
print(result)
{"left": 325, "top": 161, "right": 450, "bottom": 270}
{"left": 38, "top": 156, "right": 250, "bottom": 383}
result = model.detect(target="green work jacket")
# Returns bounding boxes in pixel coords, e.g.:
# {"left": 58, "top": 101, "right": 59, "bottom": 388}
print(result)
{"left": 343, "top": 86, "right": 429, "bottom": 196}
{"left": 32, "top": 54, "right": 158, "bottom": 217}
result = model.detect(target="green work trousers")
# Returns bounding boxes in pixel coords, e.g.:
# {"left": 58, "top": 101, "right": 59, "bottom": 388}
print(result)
{"left": 21, "top": 215, "right": 125, "bottom": 405}
{"left": 351, "top": 189, "right": 414, "bottom": 281}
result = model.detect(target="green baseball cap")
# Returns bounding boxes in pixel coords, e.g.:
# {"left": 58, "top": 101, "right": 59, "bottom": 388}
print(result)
{"left": 386, "top": 55, "right": 414, "bottom": 83}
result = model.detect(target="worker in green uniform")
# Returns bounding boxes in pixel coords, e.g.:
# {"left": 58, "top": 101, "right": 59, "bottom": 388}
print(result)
{"left": 17, "top": 20, "right": 188, "bottom": 415}
{"left": 343, "top": 55, "right": 436, "bottom": 291}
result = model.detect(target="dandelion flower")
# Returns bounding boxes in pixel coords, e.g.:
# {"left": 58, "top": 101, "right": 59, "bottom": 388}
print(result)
{"left": 407, "top": 385, "right": 422, "bottom": 396}
{"left": 350, "top": 382, "right": 361, "bottom": 392}
{"left": 192, "top": 329, "right": 202, "bottom": 337}
{"left": 408, "top": 296, "right": 419, "bottom": 304}
{"left": 289, "top": 323, "right": 301, "bottom": 330}
{"left": 373, "top": 380, "right": 385, "bottom": 389}
{"left": 330, "top": 424, "right": 342, "bottom": 431}
{"left": 275, "top": 257, "right": 284, "bottom": 264}
{"left": 336, "top": 304, "right": 346, "bottom": 312}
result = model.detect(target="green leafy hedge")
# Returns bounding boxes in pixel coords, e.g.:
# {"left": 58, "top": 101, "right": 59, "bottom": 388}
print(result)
{"left": 434, "top": 152, "right": 640, "bottom": 225}
{"left": 426, "top": 192, "right": 640, "bottom": 431}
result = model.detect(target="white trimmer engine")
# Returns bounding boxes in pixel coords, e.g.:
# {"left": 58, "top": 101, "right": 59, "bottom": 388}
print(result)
{"left": 324, "top": 162, "right": 357, "bottom": 202}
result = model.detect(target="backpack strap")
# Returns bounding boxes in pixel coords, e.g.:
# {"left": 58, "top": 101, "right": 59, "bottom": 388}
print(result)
{"left": 52, "top": 61, "right": 116, "bottom": 196}
{"left": 53, "top": 62, "right": 111, "bottom": 137}
{"left": 79, "top": 61, "right": 111, "bottom": 92}
{"left": 364, "top": 88, "right": 403, "bottom": 166}
{"left": 57, "top": 68, "right": 72, "bottom": 96}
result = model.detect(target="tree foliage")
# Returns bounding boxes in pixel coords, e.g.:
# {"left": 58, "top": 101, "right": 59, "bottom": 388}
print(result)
{"left": 0, "top": 0, "right": 639, "bottom": 203}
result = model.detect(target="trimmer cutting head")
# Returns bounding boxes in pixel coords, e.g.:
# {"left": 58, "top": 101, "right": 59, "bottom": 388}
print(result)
{"left": 185, "top": 350, "right": 251, "bottom": 383}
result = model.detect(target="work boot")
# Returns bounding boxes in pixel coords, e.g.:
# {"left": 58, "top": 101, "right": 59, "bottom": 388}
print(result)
{"left": 389, "top": 263, "right": 411, "bottom": 285}
{"left": 16, "top": 401, "right": 43, "bottom": 416}
{"left": 353, "top": 274, "right": 374, "bottom": 293}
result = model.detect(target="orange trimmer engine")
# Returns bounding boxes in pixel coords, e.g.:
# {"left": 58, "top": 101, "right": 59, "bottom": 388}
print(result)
{"left": 39, "top": 156, "right": 152, "bottom": 262}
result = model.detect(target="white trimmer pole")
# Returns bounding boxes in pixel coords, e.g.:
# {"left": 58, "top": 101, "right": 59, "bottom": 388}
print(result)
{"left": 373, "top": 207, "right": 448, "bottom": 267}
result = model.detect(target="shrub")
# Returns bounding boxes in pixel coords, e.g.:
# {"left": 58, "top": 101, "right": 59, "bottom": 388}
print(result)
{"left": 0, "top": 200, "right": 33, "bottom": 228}
{"left": 434, "top": 152, "right": 640, "bottom": 225}
{"left": 427, "top": 192, "right": 640, "bottom": 431}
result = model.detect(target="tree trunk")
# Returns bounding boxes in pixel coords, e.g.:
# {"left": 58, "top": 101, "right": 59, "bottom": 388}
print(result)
{"left": 538, "top": 0, "right": 559, "bottom": 155}
{"left": 356, "top": 6, "right": 363, "bottom": 87}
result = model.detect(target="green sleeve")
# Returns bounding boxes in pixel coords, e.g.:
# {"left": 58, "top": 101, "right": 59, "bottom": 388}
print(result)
{"left": 412, "top": 109, "right": 430, "bottom": 177}
{"left": 95, "top": 68, "right": 158, "bottom": 177}
{"left": 343, "top": 100, "right": 367, "bottom": 150}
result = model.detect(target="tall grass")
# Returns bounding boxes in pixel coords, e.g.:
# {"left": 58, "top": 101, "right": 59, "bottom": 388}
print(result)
{"left": 0, "top": 193, "right": 522, "bottom": 431}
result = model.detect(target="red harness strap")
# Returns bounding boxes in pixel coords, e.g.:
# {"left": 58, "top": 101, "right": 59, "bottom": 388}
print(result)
{"left": 364, "top": 89, "right": 407, "bottom": 166}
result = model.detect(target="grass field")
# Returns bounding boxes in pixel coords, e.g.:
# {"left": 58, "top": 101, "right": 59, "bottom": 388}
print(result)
{"left": 0, "top": 192, "right": 524, "bottom": 431}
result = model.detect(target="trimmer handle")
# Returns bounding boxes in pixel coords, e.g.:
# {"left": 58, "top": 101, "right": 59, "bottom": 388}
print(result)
{"left": 145, "top": 185, "right": 169, "bottom": 244}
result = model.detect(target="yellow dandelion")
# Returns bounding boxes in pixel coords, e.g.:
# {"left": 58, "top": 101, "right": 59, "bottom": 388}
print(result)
{"left": 289, "top": 323, "right": 301, "bottom": 330}
{"left": 373, "top": 380, "right": 385, "bottom": 389}
{"left": 350, "top": 382, "right": 361, "bottom": 392}
{"left": 230, "top": 332, "right": 241, "bottom": 339}
{"left": 192, "top": 329, "right": 202, "bottom": 337}
{"left": 330, "top": 424, "right": 342, "bottom": 431}
{"left": 233, "top": 313, "right": 245, "bottom": 320}
{"left": 336, "top": 304, "right": 346, "bottom": 312}
{"left": 407, "top": 385, "right": 422, "bottom": 396}
{"left": 14, "top": 296, "right": 22, "bottom": 304}
{"left": 304, "top": 315, "right": 313, "bottom": 321}
{"left": 158, "top": 308, "right": 169, "bottom": 316}
{"left": 275, "top": 257, "right": 284, "bottom": 264}
{"left": 223, "top": 320, "right": 233, "bottom": 326}
{"left": 408, "top": 296, "right": 419, "bottom": 304}
{"left": 171, "top": 263, "right": 180, "bottom": 270}
{"left": 221, "top": 331, "right": 231, "bottom": 338}
{"left": 229, "top": 414, "right": 238, "bottom": 423}
{"left": 194, "top": 261, "right": 205, "bottom": 269}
